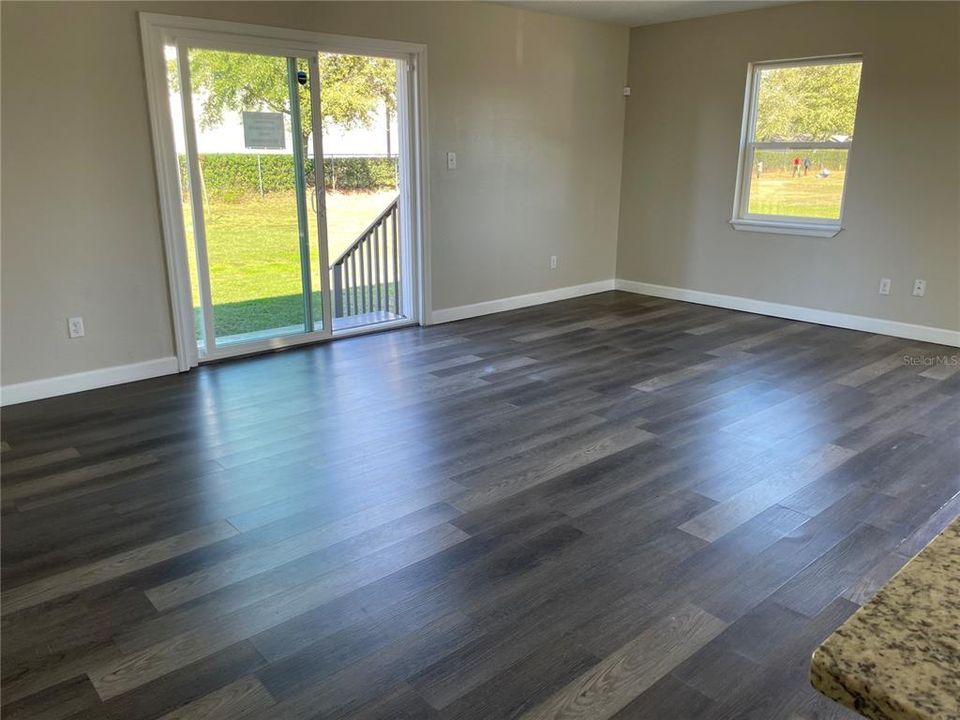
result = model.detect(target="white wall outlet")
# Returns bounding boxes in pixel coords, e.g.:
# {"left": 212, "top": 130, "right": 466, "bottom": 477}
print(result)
{"left": 550, "top": 255, "right": 558, "bottom": 269}
{"left": 912, "top": 278, "right": 927, "bottom": 297}
{"left": 446, "top": 152, "right": 457, "bottom": 170}
{"left": 67, "top": 317, "right": 85, "bottom": 338}
{"left": 878, "top": 278, "right": 891, "bottom": 295}
{"left": 623, "top": 86, "right": 631, "bottom": 97}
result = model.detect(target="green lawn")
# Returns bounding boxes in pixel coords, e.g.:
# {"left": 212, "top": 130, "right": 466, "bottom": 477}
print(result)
{"left": 184, "top": 190, "right": 399, "bottom": 339}
{"left": 748, "top": 169, "right": 846, "bottom": 219}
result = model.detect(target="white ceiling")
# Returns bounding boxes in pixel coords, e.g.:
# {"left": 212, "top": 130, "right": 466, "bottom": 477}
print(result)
{"left": 502, "top": 1, "right": 796, "bottom": 27}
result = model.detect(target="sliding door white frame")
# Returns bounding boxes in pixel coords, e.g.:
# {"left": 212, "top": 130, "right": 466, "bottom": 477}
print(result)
{"left": 139, "top": 12, "right": 431, "bottom": 369}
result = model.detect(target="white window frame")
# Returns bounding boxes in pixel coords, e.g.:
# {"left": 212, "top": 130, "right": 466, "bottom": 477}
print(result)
{"left": 730, "top": 54, "right": 862, "bottom": 238}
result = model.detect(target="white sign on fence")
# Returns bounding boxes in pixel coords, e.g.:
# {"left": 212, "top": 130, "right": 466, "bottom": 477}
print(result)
{"left": 242, "top": 112, "right": 285, "bottom": 150}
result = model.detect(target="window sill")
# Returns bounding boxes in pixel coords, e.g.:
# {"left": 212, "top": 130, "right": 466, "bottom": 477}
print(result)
{"left": 730, "top": 219, "right": 842, "bottom": 238}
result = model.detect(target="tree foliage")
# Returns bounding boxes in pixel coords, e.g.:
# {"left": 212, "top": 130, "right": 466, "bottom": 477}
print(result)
{"left": 171, "top": 50, "right": 396, "bottom": 148}
{"left": 754, "top": 62, "right": 862, "bottom": 142}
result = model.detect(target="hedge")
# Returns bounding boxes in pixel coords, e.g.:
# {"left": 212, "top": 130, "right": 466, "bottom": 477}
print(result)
{"left": 177, "top": 153, "right": 398, "bottom": 198}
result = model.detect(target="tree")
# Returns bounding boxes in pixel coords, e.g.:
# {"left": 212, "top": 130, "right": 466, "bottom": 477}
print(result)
{"left": 754, "top": 62, "right": 862, "bottom": 142}
{"left": 173, "top": 50, "right": 396, "bottom": 157}
{"left": 363, "top": 58, "right": 397, "bottom": 156}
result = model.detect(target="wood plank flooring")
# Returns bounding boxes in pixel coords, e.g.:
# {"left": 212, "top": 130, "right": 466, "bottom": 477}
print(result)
{"left": 2, "top": 291, "right": 958, "bottom": 719}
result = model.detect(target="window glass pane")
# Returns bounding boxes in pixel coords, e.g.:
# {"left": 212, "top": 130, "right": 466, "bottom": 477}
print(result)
{"left": 749, "top": 148, "right": 849, "bottom": 219}
{"left": 753, "top": 61, "right": 862, "bottom": 142}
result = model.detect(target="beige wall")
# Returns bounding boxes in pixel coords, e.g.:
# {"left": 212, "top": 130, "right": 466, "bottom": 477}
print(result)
{"left": 4, "top": 1, "right": 957, "bottom": 391}
{"left": 616, "top": 2, "right": 960, "bottom": 333}
{"left": 0, "top": 1, "right": 628, "bottom": 385}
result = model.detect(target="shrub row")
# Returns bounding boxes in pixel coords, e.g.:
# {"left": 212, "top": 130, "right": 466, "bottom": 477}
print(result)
{"left": 323, "top": 156, "right": 398, "bottom": 192}
{"left": 177, "top": 154, "right": 398, "bottom": 197}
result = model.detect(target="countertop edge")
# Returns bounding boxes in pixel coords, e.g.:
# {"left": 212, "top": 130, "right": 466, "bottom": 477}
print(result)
{"left": 810, "top": 642, "right": 920, "bottom": 720}
{"left": 808, "top": 516, "right": 960, "bottom": 720}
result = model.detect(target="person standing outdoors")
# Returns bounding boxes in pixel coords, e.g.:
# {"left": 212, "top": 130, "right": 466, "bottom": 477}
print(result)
{"left": 793, "top": 156, "right": 802, "bottom": 177}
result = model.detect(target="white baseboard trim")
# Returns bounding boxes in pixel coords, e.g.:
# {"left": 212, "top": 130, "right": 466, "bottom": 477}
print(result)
{"left": 4, "top": 279, "right": 952, "bottom": 407}
{"left": 1, "top": 357, "right": 180, "bottom": 406}
{"left": 429, "top": 280, "right": 616, "bottom": 325}
{"left": 615, "top": 279, "right": 960, "bottom": 347}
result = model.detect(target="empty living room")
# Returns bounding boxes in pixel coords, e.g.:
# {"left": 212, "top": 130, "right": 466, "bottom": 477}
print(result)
{"left": 1, "top": 1, "right": 958, "bottom": 718}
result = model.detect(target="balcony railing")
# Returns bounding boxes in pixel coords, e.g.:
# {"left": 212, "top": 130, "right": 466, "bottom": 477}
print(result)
{"left": 331, "top": 196, "right": 401, "bottom": 319}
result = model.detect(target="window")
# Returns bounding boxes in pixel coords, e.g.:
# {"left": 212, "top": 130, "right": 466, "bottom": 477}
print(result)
{"left": 732, "top": 55, "right": 863, "bottom": 237}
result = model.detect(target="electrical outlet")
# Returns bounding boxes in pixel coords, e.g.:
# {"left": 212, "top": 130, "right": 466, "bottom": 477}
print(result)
{"left": 550, "top": 255, "right": 558, "bottom": 270}
{"left": 912, "top": 278, "right": 927, "bottom": 297}
{"left": 446, "top": 152, "right": 457, "bottom": 170}
{"left": 68, "top": 317, "right": 85, "bottom": 339}
{"left": 878, "top": 278, "right": 891, "bottom": 295}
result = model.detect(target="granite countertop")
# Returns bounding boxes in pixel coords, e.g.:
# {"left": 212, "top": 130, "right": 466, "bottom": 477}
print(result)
{"left": 810, "top": 517, "right": 960, "bottom": 720}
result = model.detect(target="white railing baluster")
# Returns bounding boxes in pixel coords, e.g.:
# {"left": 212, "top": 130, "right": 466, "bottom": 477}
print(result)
{"left": 328, "top": 195, "right": 400, "bottom": 322}
{"left": 351, "top": 248, "right": 356, "bottom": 315}
{"left": 373, "top": 224, "right": 382, "bottom": 312}
{"left": 391, "top": 205, "right": 400, "bottom": 315}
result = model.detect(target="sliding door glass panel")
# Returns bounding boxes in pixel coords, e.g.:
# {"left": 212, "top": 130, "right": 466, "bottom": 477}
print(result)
{"left": 316, "top": 52, "right": 405, "bottom": 332}
{"left": 165, "top": 44, "right": 204, "bottom": 349}
{"left": 186, "top": 48, "right": 309, "bottom": 346}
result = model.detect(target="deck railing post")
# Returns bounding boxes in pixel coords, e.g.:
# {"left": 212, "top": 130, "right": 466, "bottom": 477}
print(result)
{"left": 373, "top": 225, "right": 382, "bottom": 313}
{"left": 391, "top": 205, "right": 400, "bottom": 315}
{"left": 351, "top": 251, "right": 359, "bottom": 315}
{"left": 333, "top": 264, "right": 344, "bottom": 318}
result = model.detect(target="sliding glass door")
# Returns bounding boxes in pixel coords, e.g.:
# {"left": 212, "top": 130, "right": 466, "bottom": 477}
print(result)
{"left": 168, "top": 43, "right": 328, "bottom": 359}
{"left": 159, "top": 25, "right": 417, "bottom": 364}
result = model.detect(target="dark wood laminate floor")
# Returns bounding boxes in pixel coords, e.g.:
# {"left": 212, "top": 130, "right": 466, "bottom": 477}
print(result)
{"left": 2, "top": 291, "right": 959, "bottom": 720}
